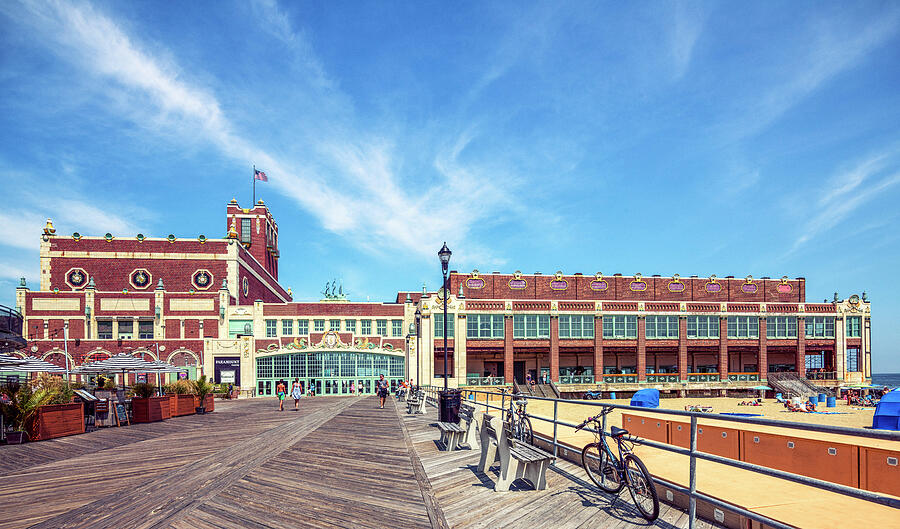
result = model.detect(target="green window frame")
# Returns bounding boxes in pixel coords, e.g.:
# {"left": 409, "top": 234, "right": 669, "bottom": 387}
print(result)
{"left": 345, "top": 319, "right": 356, "bottom": 333}
{"left": 512, "top": 314, "right": 550, "bottom": 339}
{"left": 805, "top": 316, "right": 834, "bottom": 338}
{"left": 766, "top": 316, "right": 797, "bottom": 339}
{"left": 297, "top": 319, "right": 309, "bottom": 335}
{"left": 645, "top": 316, "right": 678, "bottom": 339}
{"left": 265, "top": 319, "right": 277, "bottom": 338}
{"left": 559, "top": 315, "right": 594, "bottom": 339}
{"left": 314, "top": 319, "right": 325, "bottom": 333}
{"left": 376, "top": 319, "right": 387, "bottom": 336}
{"left": 282, "top": 319, "right": 293, "bottom": 336}
{"left": 687, "top": 316, "right": 719, "bottom": 339}
{"left": 467, "top": 314, "right": 504, "bottom": 339}
{"left": 434, "top": 314, "right": 455, "bottom": 338}
{"left": 361, "top": 320, "right": 372, "bottom": 335}
{"left": 602, "top": 315, "right": 637, "bottom": 339}
{"left": 391, "top": 320, "right": 403, "bottom": 337}
{"left": 329, "top": 319, "right": 340, "bottom": 331}
{"left": 727, "top": 316, "right": 759, "bottom": 338}
{"left": 846, "top": 316, "right": 861, "bottom": 337}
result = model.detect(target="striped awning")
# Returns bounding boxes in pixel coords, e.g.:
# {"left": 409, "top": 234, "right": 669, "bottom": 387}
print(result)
{"left": 0, "top": 356, "right": 66, "bottom": 373}
{"left": 74, "top": 353, "right": 160, "bottom": 374}
{"left": 0, "top": 353, "right": 27, "bottom": 367}
{"left": 143, "top": 360, "right": 189, "bottom": 373}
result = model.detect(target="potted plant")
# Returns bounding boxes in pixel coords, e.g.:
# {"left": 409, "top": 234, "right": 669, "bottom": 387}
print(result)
{"left": 0, "top": 381, "right": 54, "bottom": 444}
{"left": 130, "top": 382, "right": 169, "bottom": 423}
{"left": 192, "top": 375, "right": 214, "bottom": 414}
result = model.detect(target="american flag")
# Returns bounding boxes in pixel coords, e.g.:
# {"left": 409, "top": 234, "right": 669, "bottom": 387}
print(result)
{"left": 254, "top": 168, "right": 268, "bottom": 182}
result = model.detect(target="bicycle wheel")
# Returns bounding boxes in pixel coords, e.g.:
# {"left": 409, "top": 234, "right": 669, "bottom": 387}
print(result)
{"left": 581, "top": 443, "right": 623, "bottom": 493}
{"left": 624, "top": 454, "right": 659, "bottom": 521}
{"left": 519, "top": 416, "right": 534, "bottom": 445}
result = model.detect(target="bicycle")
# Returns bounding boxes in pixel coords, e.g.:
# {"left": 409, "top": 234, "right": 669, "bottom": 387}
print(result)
{"left": 575, "top": 407, "right": 659, "bottom": 521}
{"left": 505, "top": 396, "right": 534, "bottom": 445}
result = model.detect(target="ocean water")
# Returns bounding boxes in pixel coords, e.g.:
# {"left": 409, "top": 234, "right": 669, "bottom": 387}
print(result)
{"left": 871, "top": 373, "right": 900, "bottom": 388}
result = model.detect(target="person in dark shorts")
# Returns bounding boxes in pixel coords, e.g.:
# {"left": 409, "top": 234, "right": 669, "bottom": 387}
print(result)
{"left": 376, "top": 374, "right": 389, "bottom": 409}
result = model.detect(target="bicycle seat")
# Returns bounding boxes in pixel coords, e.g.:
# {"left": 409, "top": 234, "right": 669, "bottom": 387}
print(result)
{"left": 610, "top": 426, "right": 628, "bottom": 438}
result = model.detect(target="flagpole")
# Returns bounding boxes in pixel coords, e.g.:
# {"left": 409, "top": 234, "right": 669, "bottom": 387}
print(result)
{"left": 252, "top": 165, "right": 256, "bottom": 205}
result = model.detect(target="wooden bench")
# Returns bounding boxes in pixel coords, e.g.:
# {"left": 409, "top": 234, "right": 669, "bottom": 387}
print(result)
{"left": 435, "top": 421, "right": 466, "bottom": 451}
{"left": 477, "top": 414, "right": 555, "bottom": 492}
{"left": 406, "top": 391, "right": 426, "bottom": 414}
{"left": 397, "top": 387, "right": 408, "bottom": 401}
{"left": 458, "top": 403, "right": 480, "bottom": 449}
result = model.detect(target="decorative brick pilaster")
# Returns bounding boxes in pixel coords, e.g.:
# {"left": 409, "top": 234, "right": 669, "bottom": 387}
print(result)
{"left": 678, "top": 317, "right": 688, "bottom": 380}
{"left": 504, "top": 315, "right": 514, "bottom": 383}
{"left": 718, "top": 317, "right": 728, "bottom": 377}
{"left": 759, "top": 317, "right": 768, "bottom": 381}
{"left": 797, "top": 317, "right": 806, "bottom": 377}
{"left": 637, "top": 316, "right": 646, "bottom": 381}
{"left": 594, "top": 317, "right": 603, "bottom": 382}
{"left": 550, "top": 316, "right": 559, "bottom": 382}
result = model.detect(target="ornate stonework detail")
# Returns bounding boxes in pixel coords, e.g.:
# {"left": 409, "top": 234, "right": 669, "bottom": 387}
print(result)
{"left": 129, "top": 268, "right": 152, "bottom": 290}
{"left": 241, "top": 276, "right": 249, "bottom": 297}
{"left": 65, "top": 267, "right": 88, "bottom": 290}
{"left": 192, "top": 269, "right": 213, "bottom": 290}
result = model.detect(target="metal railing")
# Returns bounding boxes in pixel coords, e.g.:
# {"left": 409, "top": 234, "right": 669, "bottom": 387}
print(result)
{"left": 806, "top": 371, "right": 838, "bottom": 381}
{"left": 421, "top": 386, "right": 900, "bottom": 529}
{"left": 465, "top": 376, "right": 507, "bottom": 386}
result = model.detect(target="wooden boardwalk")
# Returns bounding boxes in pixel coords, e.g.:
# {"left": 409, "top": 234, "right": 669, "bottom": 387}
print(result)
{"left": 0, "top": 396, "right": 713, "bottom": 529}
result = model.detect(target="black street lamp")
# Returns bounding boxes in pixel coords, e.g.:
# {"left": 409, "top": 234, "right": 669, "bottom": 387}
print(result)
{"left": 415, "top": 307, "right": 421, "bottom": 390}
{"left": 438, "top": 242, "right": 452, "bottom": 390}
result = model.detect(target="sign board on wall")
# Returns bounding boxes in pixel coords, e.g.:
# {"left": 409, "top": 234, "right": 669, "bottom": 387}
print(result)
{"left": 214, "top": 356, "right": 241, "bottom": 386}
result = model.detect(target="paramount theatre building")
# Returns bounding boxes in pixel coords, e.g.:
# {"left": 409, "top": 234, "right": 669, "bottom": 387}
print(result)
{"left": 13, "top": 200, "right": 873, "bottom": 396}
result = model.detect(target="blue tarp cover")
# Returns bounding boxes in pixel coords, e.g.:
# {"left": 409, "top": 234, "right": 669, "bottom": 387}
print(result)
{"left": 873, "top": 390, "right": 900, "bottom": 431}
{"left": 631, "top": 388, "right": 660, "bottom": 408}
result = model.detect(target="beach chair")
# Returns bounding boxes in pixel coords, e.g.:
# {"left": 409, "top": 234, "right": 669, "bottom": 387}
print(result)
{"left": 774, "top": 393, "right": 786, "bottom": 403}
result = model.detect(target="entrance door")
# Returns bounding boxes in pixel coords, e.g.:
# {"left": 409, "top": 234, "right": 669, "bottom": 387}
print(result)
{"left": 514, "top": 361, "right": 526, "bottom": 384}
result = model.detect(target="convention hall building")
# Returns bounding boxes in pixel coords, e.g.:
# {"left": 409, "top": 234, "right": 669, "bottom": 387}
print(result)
{"left": 10, "top": 200, "right": 873, "bottom": 396}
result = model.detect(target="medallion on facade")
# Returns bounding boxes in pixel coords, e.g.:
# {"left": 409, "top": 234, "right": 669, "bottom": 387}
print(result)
{"left": 508, "top": 271, "right": 527, "bottom": 290}
{"left": 465, "top": 270, "right": 485, "bottom": 289}
{"left": 65, "top": 268, "right": 88, "bottom": 290}
{"left": 192, "top": 269, "right": 213, "bottom": 290}
{"left": 590, "top": 272, "right": 608, "bottom": 291}
{"left": 705, "top": 275, "right": 721, "bottom": 293}
{"left": 241, "top": 276, "right": 249, "bottom": 297}
{"left": 629, "top": 273, "right": 647, "bottom": 292}
{"left": 741, "top": 275, "right": 758, "bottom": 294}
{"left": 550, "top": 271, "right": 568, "bottom": 290}
{"left": 130, "top": 269, "right": 152, "bottom": 289}
{"left": 776, "top": 276, "right": 792, "bottom": 293}
{"left": 667, "top": 274, "right": 685, "bottom": 293}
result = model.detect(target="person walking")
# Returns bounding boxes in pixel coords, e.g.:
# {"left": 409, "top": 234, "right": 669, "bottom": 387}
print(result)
{"left": 376, "top": 374, "right": 389, "bottom": 409}
{"left": 290, "top": 378, "right": 303, "bottom": 411}
{"left": 276, "top": 380, "right": 287, "bottom": 411}
{"left": 350, "top": 381, "right": 356, "bottom": 395}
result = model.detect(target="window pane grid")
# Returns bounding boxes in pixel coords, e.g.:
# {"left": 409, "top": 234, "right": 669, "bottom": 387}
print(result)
{"left": 297, "top": 320, "right": 309, "bottom": 335}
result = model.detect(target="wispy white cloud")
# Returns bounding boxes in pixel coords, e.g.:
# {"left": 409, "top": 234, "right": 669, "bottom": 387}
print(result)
{"left": 2, "top": 0, "right": 531, "bottom": 268}
{"left": 737, "top": 10, "right": 900, "bottom": 138}
{"left": 671, "top": 3, "right": 707, "bottom": 79}
{"left": 791, "top": 149, "right": 900, "bottom": 251}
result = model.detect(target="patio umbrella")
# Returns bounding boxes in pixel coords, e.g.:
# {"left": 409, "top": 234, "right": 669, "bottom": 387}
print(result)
{"left": 75, "top": 353, "right": 161, "bottom": 390}
{"left": 142, "top": 361, "right": 188, "bottom": 393}
{"left": 750, "top": 385, "right": 772, "bottom": 399}
{"left": 0, "top": 356, "right": 67, "bottom": 376}
{"left": 0, "top": 353, "right": 27, "bottom": 367}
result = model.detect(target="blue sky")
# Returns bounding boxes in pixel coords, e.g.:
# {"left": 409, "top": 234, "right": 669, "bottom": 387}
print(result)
{"left": 1, "top": 1, "right": 899, "bottom": 371}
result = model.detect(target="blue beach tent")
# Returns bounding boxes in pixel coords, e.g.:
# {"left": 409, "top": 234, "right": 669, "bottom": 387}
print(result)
{"left": 631, "top": 388, "right": 660, "bottom": 408}
{"left": 872, "top": 390, "right": 900, "bottom": 431}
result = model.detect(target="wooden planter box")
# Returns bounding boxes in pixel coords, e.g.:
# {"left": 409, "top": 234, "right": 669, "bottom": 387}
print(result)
{"left": 27, "top": 402, "right": 84, "bottom": 441}
{"left": 132, "top": 396, "right": 170, "bottom": 423}
{"left": 170, "top": 394, "right": 196, "bottom": 417}
{"left": 193, "top": 394, "right": 215, "bottom": 413}
{"left": 160, "top": 395, "right": 172, "bottom": 420}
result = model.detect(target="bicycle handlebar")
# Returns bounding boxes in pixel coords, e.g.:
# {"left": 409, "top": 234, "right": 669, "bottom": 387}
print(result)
{"left": 575, "top": 406, "right": 615, "bottom": 430}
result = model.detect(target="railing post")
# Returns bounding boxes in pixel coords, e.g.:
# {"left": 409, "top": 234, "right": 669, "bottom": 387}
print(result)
{"left": 689, "top": 414, "right": 697, "bottom": 529}
{"left": 552, "top": 399, "right": 559, "bottom": 464}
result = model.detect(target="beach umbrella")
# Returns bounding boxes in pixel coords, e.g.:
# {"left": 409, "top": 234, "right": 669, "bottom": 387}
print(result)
{"left": 0, "top": 353, "right": 27, "bottom": 367}
{"left": 750, "top": 385, "right": 772, "bottom": 399}
{"left": 75, "top": 353, "right": 161, "bottom": 390}
{"left": 0, "top": 356, "right": 67, "bottom": 375}
{"left": 142, "top": 361, "right": 188, "bottom": 393}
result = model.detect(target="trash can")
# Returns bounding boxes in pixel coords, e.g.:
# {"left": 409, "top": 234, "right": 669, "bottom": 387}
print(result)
{"left": 818, "top": 393, "right": 827, "bottom": 403}
{"left": 439, "top": 389, "right": 462, "bottom": 424}
{"left": 809, "top": 396, "right": 818, "bottom": 407}
{"left": 610, "top": 392, "right": 616, "bottom": 400}
{"left": 826, "top": 396, "right": 836, "bottom": 408}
